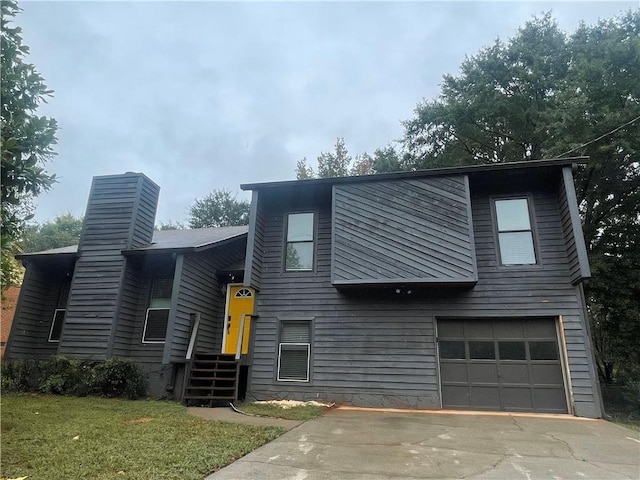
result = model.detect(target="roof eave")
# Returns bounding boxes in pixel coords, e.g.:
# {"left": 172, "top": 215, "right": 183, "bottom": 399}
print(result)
{"left": 240, "top": 157, "right": 588, "bottom": 191}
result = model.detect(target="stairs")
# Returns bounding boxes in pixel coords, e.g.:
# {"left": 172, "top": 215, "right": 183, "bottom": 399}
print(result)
{"left": 183, "top": 353, "right": 239, "bottom": 406}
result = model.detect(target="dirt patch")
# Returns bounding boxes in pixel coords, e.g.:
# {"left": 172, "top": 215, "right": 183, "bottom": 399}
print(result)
{"left": 125, "top": 417, "right": 154, "bottom": 424}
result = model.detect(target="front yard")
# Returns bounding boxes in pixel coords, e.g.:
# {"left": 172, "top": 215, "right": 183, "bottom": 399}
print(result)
{"left": 1, "top": 394, "right": 285, "bottom": 479}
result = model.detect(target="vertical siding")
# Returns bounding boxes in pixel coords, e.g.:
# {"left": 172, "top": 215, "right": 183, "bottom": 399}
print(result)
{"left": 244, "top": 190, "right": 264, "bottom": 290}
{"left": 247, "top": 178, "right": 601, "bottom": 417}
{"left": 4, "top": 262, "right": 71, "bottom": 359}
{"left": 60, "top": 173, "right": 159, "bottom": 360}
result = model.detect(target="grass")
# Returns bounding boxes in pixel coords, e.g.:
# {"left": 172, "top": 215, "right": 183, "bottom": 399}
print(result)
{"left": 1, "top": 394, "right": 285, "bottom": 480}
{"left": 235, "top": 401, "right": 326, "bottom": 421}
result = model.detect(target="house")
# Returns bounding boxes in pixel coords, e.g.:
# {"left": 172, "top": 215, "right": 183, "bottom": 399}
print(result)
{"left": 5, "top": 159, "right": 603, "bottom": 418}
{"left": 240, "top": 157, "right": 602, "bottom": 418}
{"left": 4, "top": 172, "right": 251, "bottom": 398}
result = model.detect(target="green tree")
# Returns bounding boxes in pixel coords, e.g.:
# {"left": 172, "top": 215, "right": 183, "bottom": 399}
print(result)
{"left": 401, "top": 11, "right": 640, "bottom": 383}
{"left": 1, "top": 0, "right": 58, "bottom": 290}
{"left": 295, "top": 138, "right": 376, "bottom": 179}
{"left": 372, "top": 145, "right": 403, "bottom": 173}
{"left": 21, "top": 213, "right": 83, "bottom": 253}
{"left": 188, "top": 189, "right": 250, "bottom": 228}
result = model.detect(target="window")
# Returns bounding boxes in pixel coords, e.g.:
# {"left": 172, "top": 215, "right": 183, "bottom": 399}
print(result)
{"left": 234, "top": 288, "right": 253, "bottom": 298}
{"left": 49, "top": 280, "right": 71, "bottom": 343}
{"left": 285, "top": 212, "right": 314, "bottom": 271}
{"left": 277, "top": 321, "right": 311, "bottom": 382}
{"left": 142, "top": 279, "right": 172, "bottom": 343}
{"left": 494, "top": 198, "right": 536, "bottom": 265}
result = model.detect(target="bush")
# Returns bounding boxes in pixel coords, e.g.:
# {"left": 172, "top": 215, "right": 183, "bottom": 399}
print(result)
{"left": 1, "top": 357, "right": 147, "bottom": 399}
{"left": 90, "top": 359, "right": 147, "bottom": 399}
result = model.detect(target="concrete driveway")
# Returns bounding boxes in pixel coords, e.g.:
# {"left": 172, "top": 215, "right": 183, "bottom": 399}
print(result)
{"left": 208, "top": 407, "right": 640, "bottom": 480}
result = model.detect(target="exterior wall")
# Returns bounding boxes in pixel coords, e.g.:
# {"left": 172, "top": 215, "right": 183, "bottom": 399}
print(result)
{"left": 246, "top": 174, "right": 602, "bottom": 417}
{"left": 332, "top": 176, "right": 477, "bottom": 285}
{"left": 244, "top": 190, "right": 265, "bottom": 291}
{"left": 59, "top": 173, "right": 159, "bottom": 360}
{"left": 4, "top": 262, "right": 72, "bottom": 360}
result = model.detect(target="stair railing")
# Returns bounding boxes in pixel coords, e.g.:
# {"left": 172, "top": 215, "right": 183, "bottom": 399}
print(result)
{"left": 186, "top": 312, "right": 201, "bottom": 361}
{"left": 235, "top": 314, "right": 248, "bottom": 361}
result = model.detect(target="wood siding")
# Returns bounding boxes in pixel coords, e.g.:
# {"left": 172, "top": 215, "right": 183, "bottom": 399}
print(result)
{"left": 332, "top": 176, "right": 477, "bottom": 285}
{"left": 4, "top": 261, "right": 73, "bottom": 359}
{"left": 244, "top": 190, "right": 265, "bottom": 290}
{"left": 60, "top": 173, "right": 159, "bottom": 360}
{"left": 558, "top": 167, "right": 591, "bottom": 284}
{"left": 247, "top": 175, "right": 601, "bottom": 417}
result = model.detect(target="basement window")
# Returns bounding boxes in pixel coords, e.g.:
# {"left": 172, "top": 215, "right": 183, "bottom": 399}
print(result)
{"left": 142, "top": 279, "right": 172, "bottom": 343}
{"left": 277, "top": 321, "right": 311, "bottom": 382}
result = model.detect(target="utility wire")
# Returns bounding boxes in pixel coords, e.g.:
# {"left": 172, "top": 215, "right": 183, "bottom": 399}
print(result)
{"left": 558, "top": 114, "right": 640, "bottom": 158}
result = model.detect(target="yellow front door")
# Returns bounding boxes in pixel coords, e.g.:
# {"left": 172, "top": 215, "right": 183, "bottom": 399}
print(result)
{"left": 222, "top": 284, "right": 255, "bottom": 355}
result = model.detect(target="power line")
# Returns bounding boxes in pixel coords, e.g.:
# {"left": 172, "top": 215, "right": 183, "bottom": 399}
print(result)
{"left": 558, "top": 114, "right": 640, "bottom": 158}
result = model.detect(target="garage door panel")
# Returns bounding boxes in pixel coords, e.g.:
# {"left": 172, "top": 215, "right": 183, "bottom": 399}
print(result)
{"left": 468, "top": 363, "right": 498, "bottom": 383}
{"left": 533, "top": 387, "right": 567, "bottom": 412}
{"left": 493, "top": 319, "right": 524, "bottom": 337}
{"left": 531, "top": 364, "right": 564, "bottom": 384}
{"left": 438, "top": 318, "right": 568, "bottom": 413}
{"left": 500, "top": 364, "right": 530, "bottom": 384}
{"left": 501, "top": 387, "right": 533, "bottom": 409}
{"left": 440, "top": 363, "right": 468, "bottom": 382}
{"left": 442, "top": 385, "right": 470, "bottom": 408}
{"left": 525, "top": 320, "right": 557, "bottom": 338}
{"left": 438, "top": 320, "right": 465, "bottom": 337}
{"left": 470, "top": 386, "right": 500, "bottom": 408}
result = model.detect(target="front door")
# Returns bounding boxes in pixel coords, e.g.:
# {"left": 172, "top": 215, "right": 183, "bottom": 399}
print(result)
{"left": 222, "top": 284, "right": 255, "bottom": 355}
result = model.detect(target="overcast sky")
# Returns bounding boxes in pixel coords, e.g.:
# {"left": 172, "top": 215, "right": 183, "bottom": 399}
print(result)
{"left": 18, "top": 0, "right": 636, "bottom": 225}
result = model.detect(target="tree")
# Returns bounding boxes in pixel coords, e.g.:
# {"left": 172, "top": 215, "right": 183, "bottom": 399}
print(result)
{"left": 188, "top": 189, "right": 250, "bottom": 228}
{"left": 401, "top": 11, "right": 640, "bottom": 383}
{"left": 295, "top": 138, "right": 375, "bottom": 179}
{"left": 155, "top": 221, "right": 186, "bottom": 231}
{"left": 21, "top": 213, "right": 83, "bottom": 253}
{"left": 372, "top": 145, "right": 403, "bottom": 173}
{"left": 1, "top": 0, "right": 58, "bottom": 291}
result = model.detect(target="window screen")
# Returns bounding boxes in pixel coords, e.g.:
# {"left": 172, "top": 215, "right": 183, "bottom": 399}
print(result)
{"left": 495, "top": 198, "right": 536, "bottom": 265}
{"left": 143, "top": 279, "right": 172, "bottom": 343}
{"left": 285, "top": 213, "right": 314, "bottom": 271}
{"left": 278, "top": 322, "right": 311, "bottom": 381}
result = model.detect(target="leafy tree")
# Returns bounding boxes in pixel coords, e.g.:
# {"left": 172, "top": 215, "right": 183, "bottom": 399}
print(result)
{"left": 21, "top": 213, "right": 83, "bottom": 253}
{"left": 155, "top": 221, "right": 186, "bottom": 231}
{"left": 188, "top": 189, "right": 250, "bottom": 228}
{"left": 1, "top": 0, "right": 58, "bottom": 290}
{"left": 295, "top": 138, "right": 375, "bottom": 179}
{"left": 372, "top": 145, "right": 403, "bottom": 173}
{"left": 401, "top": 11, "right": 640, "bottom": 383}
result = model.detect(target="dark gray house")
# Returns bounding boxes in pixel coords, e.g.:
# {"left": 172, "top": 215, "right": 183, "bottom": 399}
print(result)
{"left": 240, "top": 158, "right": 602, "bottom": 418}
{"left": 6, "top": 159, "right": 603, "bottom": 418}
{"left": 5, "top": 172, "right": 250, "bottom": 397}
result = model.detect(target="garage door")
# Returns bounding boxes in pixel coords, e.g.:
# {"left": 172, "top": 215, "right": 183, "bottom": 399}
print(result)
{"left": 438, "top": 318, "right": 568, "bottom": 413}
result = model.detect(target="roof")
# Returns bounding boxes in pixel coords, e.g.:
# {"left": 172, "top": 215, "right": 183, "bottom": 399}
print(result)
{"left": 240, "top": 157, "right": 587, "bottom": 191}
{"left": 17, "top": 225, "right": 248, "bottom": 258}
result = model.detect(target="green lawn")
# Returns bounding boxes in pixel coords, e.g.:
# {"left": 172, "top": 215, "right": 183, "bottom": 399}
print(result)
{"left": 1, "top": 394, "right": 285, "bottom": 480}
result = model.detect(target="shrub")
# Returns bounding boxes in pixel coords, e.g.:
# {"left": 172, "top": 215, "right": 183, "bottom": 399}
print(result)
{"left": 90, "top": 358, "right": 147, "bottom": 399}
{"left": 1, "top": 357, "right": 147, "bottom": 399}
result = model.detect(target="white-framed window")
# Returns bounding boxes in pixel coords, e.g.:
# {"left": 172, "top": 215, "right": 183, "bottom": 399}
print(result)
{"left": 494, "top": 198, "right": 537, "bottom": 265}
{"left": 142, "top": 278, "right": 172, "bottom": 343}
{"left": 48, "top": 309, "right": 66, "bottom": 342}
{"left": 48, "top": 280, "right": 71, "bottom": 343}
{"left": 277, "top": 321, "right": 311, "bottom": 382}
{"left": 285, "top": 212, "right": 314, "bottom": 271}
{"left": 234, "top": 288, "right": 253, "bottom": 298}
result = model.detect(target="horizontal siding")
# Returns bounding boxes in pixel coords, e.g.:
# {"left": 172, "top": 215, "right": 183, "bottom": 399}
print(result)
{"left": 244, "top": 190, "right": 264, "bottom": 290}
{"left": 332, "top": 176, "right": 476, "bottom": 284}
{"left": 169, "top": 238, "right": 247, "bottom": 362}
{"left": 247, "top": 182, "right": 600, "bottom": 415}
{"left": 4, "top": 264, "right": 69, "bottom": 360}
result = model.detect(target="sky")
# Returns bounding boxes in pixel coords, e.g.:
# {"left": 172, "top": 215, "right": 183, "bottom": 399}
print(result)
{"left": 17, "top": 0, "right": 637, "bottom": 225}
